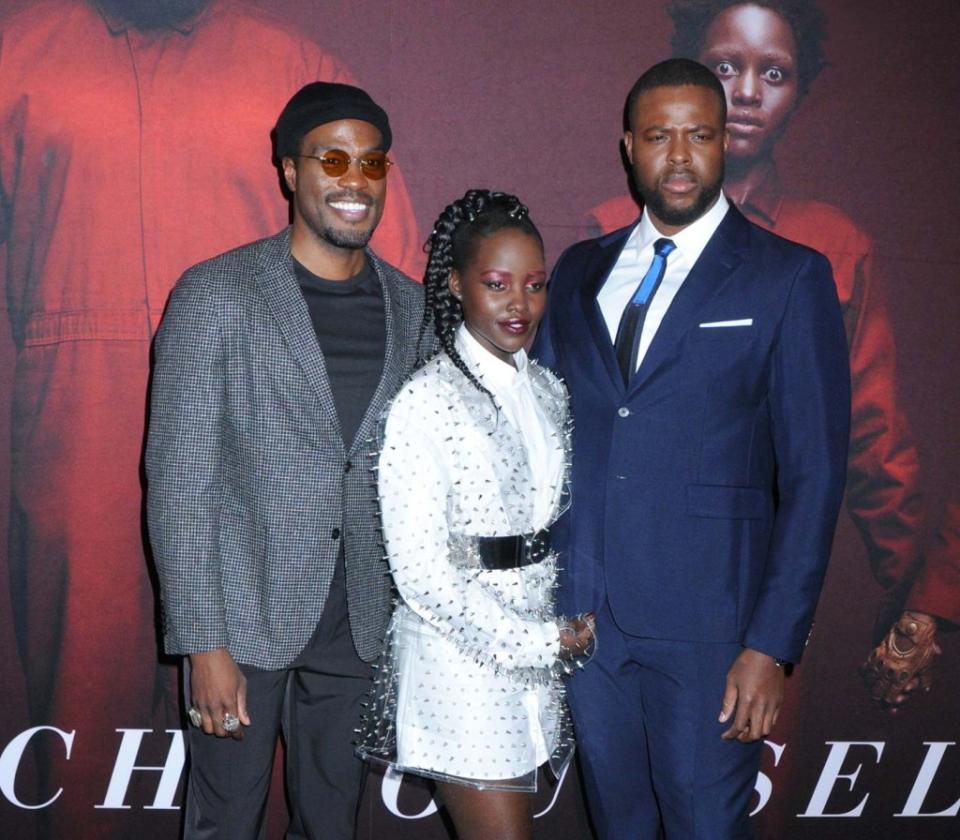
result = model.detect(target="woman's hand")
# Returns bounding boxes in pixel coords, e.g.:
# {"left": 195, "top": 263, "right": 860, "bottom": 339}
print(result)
{"left": 558, "top": 612, "right": 596, "bottom": 660}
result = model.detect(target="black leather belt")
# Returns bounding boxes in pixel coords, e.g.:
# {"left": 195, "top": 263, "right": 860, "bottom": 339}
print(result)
{"left": 476, "top": 530, "right": 551, "bottom": 570}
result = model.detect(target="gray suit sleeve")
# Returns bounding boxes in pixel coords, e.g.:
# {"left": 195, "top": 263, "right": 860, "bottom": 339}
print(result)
{"left": 146, "top": 271, "right": 229, "bottom": 655}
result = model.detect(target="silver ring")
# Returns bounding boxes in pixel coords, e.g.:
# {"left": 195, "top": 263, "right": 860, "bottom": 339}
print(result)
{"left": 222, "top": 713, "right": 241, "bottom": 733}
{"left": 187, "top": 707, "right": 202, "bottom": 728}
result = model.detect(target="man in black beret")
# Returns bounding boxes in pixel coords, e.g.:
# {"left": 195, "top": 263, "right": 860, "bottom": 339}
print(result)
{"left": 147, "top": 81, "right": 425, "bottom": 839}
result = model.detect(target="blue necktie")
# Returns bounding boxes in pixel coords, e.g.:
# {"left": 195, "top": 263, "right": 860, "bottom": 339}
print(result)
{"left": 614, "top": 237, "right": 676, "bottom": 384}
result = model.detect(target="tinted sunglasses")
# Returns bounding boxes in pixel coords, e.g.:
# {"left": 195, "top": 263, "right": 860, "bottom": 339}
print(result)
{"left": 298, "top": 149, "right": 393, "bottom": 180}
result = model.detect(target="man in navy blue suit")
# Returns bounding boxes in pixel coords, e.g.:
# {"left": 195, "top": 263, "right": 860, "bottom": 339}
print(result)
{"left": 534, "top": 59, "right": 850, "bottom": 838}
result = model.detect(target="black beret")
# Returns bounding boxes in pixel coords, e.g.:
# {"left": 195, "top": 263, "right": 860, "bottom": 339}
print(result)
{"left": 274, "top": 81, "right": 392, "bottom": 159}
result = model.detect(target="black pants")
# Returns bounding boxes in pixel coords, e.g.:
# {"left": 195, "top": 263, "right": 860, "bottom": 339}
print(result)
{"left": 183, "top": 554, "right": 371, "bottom": 840}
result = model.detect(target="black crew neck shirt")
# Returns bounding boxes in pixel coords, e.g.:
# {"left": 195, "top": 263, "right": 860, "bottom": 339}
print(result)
{"left": 294, "top": 258, "right": 385, "bottom": 449}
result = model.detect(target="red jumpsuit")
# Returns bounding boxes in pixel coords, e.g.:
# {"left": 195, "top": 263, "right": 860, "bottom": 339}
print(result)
{"left": 910, "top": 496, "right": 960, "bottom": 626}
{"left": 0, "top": 0, "right": 419, "bottom": 831}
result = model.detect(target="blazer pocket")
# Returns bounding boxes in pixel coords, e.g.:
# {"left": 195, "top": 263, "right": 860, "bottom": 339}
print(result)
{"left": 687, "top": 484, "right": 768, "bottom": 519}
{"left": 693, "top": 324, "right": 756, "bottom": 342}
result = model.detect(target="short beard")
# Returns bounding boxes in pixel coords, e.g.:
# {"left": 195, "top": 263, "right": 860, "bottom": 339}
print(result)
{"left": 638, "top": 165, "right": 724, "bottom": 229}
{"left": 311, "top": 193, "right": 381, "bottom": 251}
{"left": 96, "top": 0, "right": 208, "bottom": 30}
{"left": 318, "top": 224, "right": 374, "bottom": 250}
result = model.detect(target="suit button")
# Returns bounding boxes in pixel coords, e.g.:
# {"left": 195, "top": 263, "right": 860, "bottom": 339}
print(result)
{"left": 331, "top": 528, "right": 341, "bottom": 540}
{"left": 344, "top": 460, "right": 352, "bottom": 473}
{"left": 617, "top": 407, "right": 630, "bottom": 418}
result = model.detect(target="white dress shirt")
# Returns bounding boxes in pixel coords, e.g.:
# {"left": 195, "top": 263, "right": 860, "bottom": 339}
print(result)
{"left": 457, "top": 325, "right": 564, "bottom": 531}
{"left": 597, "top": 193, "right": 730, "bottom": 372}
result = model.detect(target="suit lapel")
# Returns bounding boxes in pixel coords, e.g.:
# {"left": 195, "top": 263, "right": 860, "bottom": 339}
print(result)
{"left": 255, "top": 228, "right": 345, "bottom": 450}
{"left": 348, "top": 252, "right": 412, "bottom": 457}
{"left": 628, "top": 206, "right": 750, "bottom": 395}
{"left": 580, "top": 224, "right": 636, "bottom": 393}
{"left": 528, "top": 363, "right": 570, "bottom": 520}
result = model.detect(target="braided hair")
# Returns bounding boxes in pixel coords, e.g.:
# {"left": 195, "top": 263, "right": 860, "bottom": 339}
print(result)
{"left": 418, "top": 189, "right": 544, "bottom": 402}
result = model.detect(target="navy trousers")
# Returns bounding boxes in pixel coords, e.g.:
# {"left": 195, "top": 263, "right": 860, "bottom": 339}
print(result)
{"left": 568, "top": 601, "right": 761, "bottom": 839}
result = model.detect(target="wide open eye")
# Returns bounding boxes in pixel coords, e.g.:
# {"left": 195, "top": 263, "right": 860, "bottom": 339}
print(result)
{"left": 714, "top": 60, "right": 738, "bottom": 78}
{"left": 761, "top": 66, "right": 787, "bottom": 85}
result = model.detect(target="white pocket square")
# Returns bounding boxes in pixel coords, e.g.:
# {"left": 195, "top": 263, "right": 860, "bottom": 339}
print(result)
{"left": 699, "top": 319, "right": 753, "bottom": 328}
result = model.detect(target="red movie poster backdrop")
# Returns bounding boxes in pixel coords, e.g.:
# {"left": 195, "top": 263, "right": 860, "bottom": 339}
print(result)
{"left": 0, "top": 1, "right": 957, "bottom": 838}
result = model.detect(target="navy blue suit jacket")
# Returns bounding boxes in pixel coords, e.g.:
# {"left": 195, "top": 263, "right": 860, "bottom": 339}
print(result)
{"left": 535, "top": 206, "right": 851, "bottom": 663}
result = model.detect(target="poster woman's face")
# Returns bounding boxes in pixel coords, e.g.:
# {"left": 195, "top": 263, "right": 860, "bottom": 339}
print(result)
{"left": 700, "top": 4, "right": 800, "bottom": 162}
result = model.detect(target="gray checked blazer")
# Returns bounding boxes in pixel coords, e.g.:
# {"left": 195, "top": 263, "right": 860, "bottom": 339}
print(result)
{"left": 146, "top": 227, "right": 425, "bottom": 668}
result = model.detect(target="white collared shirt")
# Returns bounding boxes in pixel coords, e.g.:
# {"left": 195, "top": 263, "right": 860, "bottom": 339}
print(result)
{"left": 597, "top": 193, "right": 730, "bottom": 372}
{"left": 456, "top": 325, "right": 563, "bottom": 530}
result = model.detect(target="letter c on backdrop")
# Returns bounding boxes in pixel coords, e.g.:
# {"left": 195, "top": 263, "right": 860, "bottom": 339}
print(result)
{"left": 0, "top": 727, "right": 75, "bottom": 809}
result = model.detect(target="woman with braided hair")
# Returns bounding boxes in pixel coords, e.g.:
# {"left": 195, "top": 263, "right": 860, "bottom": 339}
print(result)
{"left": 357, "top": 190, "right": 594, "bottom": 838}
